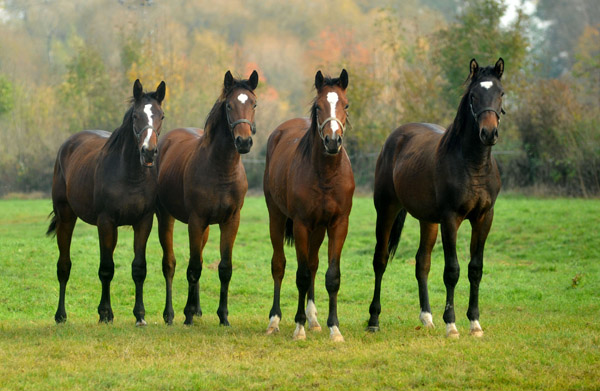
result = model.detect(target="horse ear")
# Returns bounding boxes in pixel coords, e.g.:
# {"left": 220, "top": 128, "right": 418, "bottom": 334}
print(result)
{"left": 224, "top": 70, "right": 234, "bottom": 90}
{"left": 495, "top": 57, "right": 504, "bottom": 79}
{"left": 339, "top": 69, "right": 349, "bottom": 90}
{"left": 133, "top": 79, "right": 143, "bottom": 101}
{"left": 315, "top": 70, "right": 324, "bottom": 91}
{"left": 155, "top": 81, "right": 166, "bottom": 104}
{"left": 469, "top": 58, "right": 479, "bottom": 80}
{"left": 248, "top": 70, "right": 259, "bottom": 90}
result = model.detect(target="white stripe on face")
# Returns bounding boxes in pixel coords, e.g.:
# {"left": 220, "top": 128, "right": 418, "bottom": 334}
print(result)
{"left": 326, "top": 92, "right": 339, "bottom": 133}
{"left": 238, "top": 93, "right": 249, "bottom": 104}
{"left": 142, "top": 104, "right": 154, "bottom": 148}
{"left": 480, "top": 81, "right": 493, "bottom": 89}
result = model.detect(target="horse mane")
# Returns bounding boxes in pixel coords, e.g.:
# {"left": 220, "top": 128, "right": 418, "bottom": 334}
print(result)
{"left": 298, "top": 74, "right": 343, "bottom": 157}
{"left": 104, "top": 103, "right": 135, "bottom": 152}
{"left": 203, "top": 77, "right": 256, "bottom": 144}
{"left": 439, "top": 65, "right": 498, "bottom": 153}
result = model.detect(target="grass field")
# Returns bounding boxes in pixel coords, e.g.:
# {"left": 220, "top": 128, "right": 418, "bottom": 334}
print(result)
{"left": 0, "top": 195, "right": 598, "bottom": 390}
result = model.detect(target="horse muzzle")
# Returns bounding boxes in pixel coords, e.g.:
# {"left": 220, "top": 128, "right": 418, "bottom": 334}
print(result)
{"left": 323, "top": 133, "right": 343, "bottom": 155}
{"left": 479, "top": 126, "right": 498, "bottom": 146}
{"left": 140, "top": 145, "right": 158, "bottom": 167}
{"left": 234, "top": 135, "right": 253, "bottom": 154}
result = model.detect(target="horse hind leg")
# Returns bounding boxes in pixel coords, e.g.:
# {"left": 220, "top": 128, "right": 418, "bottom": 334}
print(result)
{"left": 184, "top": 215, "right": 208, "bottom": 325}
{"left": 306, "top": 227, "right": 326, "bottom": 332}
{"left": 97, "top": 215, "right": 118, "bottom": 323}
{"left": 157, "top": 205, "right": 176, "bottom": 325}
{"left": 416, "top": 221, "right": 438, "bottom": 329}
{"left": 50, "top": 204, "right": 77, "bottom": 323}
{"left": 292, "top": 222, "right": 310, "bottom": 340}
{"left": 368, "top": 204, "right": 404, "bottom": 332}
{"left": 216, "top": 214, "right": 241, "bottom": 327}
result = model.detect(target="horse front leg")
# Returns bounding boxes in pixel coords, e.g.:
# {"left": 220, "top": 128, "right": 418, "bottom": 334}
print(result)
{"left": 306, "top": 227, "right": 326, "bottom": 332}
{"left": 97, "top": 215, "right": 118, "bottom": 323}
{"left": 292, "top": 221, "right": 310, "bottom": 340}
{"left": 440, "top": 214, "right": 462, "bottom": 338}
{"left": 184, "top": 214, "right": 208, "bottom": 325}
{"left": 216, "top": 213, "right": 241, "bottom": 326}
{"left": 131, "top": 213, "right": 153, "bottom": 326}
{"left": 325, "top": 217, "right": 349, "bottom": 342}
{"left": 266, "top": 200, "right": 287, "bottom": 334}
{"left": 157, "top": 205, "right": 176, "bottom": 325}
{"left": 467, "top": 209, "right": 494, "bottom": 337}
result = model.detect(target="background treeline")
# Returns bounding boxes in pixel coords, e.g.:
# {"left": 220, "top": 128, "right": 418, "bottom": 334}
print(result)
{"left": 0, "top": 0, "right": 598, "bottom": 196}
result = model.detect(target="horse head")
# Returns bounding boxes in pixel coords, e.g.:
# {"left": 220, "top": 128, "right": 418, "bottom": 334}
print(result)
{"left": 314, "top": 69, "right": 349, "bottom": 155}
{"left": 223, "top": 70, "right": 259, "bottom": 154}
{"left": 132, "top": 79, "right": 166, "bottom": 167}
{"left": 467, "top": 58, "right": 504, "bottom": 146}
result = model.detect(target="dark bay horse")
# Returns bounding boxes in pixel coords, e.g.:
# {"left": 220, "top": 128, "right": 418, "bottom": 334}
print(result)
{"left": 47, "top": 79, "right": 166, "bottom": 325}
{"left": 156, "top": 70, "right": 258, "bottom": 326}
{"left": 264, "top": 70, "right": 355, "bottom": 342}
{"left": 367, "top": 58, "right": 504, "bottom": 338}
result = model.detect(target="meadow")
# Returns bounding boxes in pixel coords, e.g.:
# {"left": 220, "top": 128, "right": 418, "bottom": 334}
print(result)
{"left": 0, "top": 195, "right": 598, "bottom": 390}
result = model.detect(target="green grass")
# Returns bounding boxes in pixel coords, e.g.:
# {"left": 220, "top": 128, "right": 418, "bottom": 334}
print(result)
{"left": 0, "top": 196, "right": 599, "bottom": 390}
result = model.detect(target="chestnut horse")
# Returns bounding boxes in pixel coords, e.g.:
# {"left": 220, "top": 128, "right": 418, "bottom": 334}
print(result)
{"left": 156, "top": 70, "right": 258, "bottom": 326}
{"left": 47, "top": 79, "right": 166, "bottom": 325}
{"left": 264, "top": 70, "right": 355, "bottom": 342}
{"left": 367, "top": 58, "right": 504, "bottom": 338}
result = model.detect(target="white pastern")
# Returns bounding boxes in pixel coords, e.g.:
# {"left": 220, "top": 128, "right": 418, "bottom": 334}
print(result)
{"left": 326, "top": 91, "right": 339, "bottom": 133}
{"left": 237, "top": 93, "right": 249, "bottom": 104}
{"left": 419, "top": 311, "right": 435, "bottom": 328}
{"left": 480, "top": 81, "right": 493, "bottom": 89}
{"left": 293, "top": 323, "right": 306, "bottom": 340}
{"left": 266, "top": 315, "right": 280, "bottom": 335}
{"left": 329, "top": 326, "right": 344, "bottom": 342}
{"left": 446, "top": 323, "right": 459, "bottom": 338}
{"left": 470, "top": 320, "right": 484, "bottom": 337}
{"left": 305, "top": 300, "right": 321, "bottom": 331}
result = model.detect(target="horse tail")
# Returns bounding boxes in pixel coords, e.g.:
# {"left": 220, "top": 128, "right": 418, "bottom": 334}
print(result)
{"left": 388, "top": 209, "right": 407, "bottom": 260}
{"left": 46, "top": 211, "right": 57, "bottom": 237}
{"left": 284, "top": 218, "right": 294, "bottom": 246}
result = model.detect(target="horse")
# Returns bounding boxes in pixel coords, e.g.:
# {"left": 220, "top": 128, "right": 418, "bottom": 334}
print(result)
{"left": 156, "top": 70, "right": 258, "bottom": 326}
{"left": 367, "top": 58, "right": 505, "bottom": 338}
{"left": 47, "top": 79, "right": 166, "bottom": 325}
{"left": 263, "top": 69, "right": 355, "bottom": 342}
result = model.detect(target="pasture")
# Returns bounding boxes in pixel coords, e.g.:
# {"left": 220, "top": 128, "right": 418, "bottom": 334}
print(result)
{"left": 0, "top": 196, "right": 598, "bottom": 390}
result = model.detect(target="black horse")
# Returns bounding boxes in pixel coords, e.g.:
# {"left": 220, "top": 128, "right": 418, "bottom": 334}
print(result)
{"left": 368, "top": 58, "right": 504, "bottom": 337}
{"left": 47, "top": 79, "right": 166, "bottom": 325}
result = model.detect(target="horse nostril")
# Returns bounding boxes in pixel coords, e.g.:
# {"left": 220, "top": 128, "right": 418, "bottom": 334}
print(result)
{"left": 336, "top": 136, "right": 342, "bottom": 146}
{"left": 324, "top": 135, "right": 330, "bottom": 144}
{"left": 235, "top": 136, "right": 242, "bottom": 145}
{"left": 248, "top": 137, "right": 253, "bottom": 147}
{"left": 493, "top": 128, "right": 498, "bottom": 138}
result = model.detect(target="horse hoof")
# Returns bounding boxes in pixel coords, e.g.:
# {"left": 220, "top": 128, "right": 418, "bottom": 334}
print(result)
{"left": 470, "top": 320, "right": 483, "bottom": 337}
{"left": 419, "top": 311, "right": 435, "bottom": 328}
{"left": 55, "top": 314, "right": 67, "bottom": 324}
{"left": 309, "top": 324, "right": 322, "bottom": 332}
{"left": 220, "top": 321, "right": 231, "bottom": 327}
{"left": 266, "top": 326, "right": 280, "bottom": 335}
{"left": 293, "top": 323, "right": 306, "bottom": 341}
{"left": 446, "top": 323, "right": 460, "bottom": 338}
{"left": 136, "top": 319, "right": 147, "bottom": 327}
{"left": 329, "top": 326, "right": 344, "bottom": 342}
{"left": 366, "top": 325, "right": 379, "bottom": 333}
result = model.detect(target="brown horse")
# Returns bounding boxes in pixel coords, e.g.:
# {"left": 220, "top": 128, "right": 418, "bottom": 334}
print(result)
{"left": 367, "top": 58, "right": 504, "bottom": 338}
{"left": 156, "top": 70, "right": 258, "bottom": 326}
{"left": 264, "top": 70, "right": 355, "bottom": 342}
{"left": 47, "top": 79, "right": 166, "bottom": 325}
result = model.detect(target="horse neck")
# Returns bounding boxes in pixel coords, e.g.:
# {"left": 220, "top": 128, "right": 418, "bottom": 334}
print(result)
{"left": 306, "top": 121, "right": 344, "bottom": 179}
{"left": 107, "top": 116, "right": 144, "bottom": 173}
{"left": 202, "top": 108, "right": 240, "bottom": 171}
{"left": 440, "top": 102, "right": 493, "bottom": 172}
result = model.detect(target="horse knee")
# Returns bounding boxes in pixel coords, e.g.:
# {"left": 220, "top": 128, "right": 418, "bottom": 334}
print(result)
{"left": 186, "top": 262, "right": 202, "bottom": 284}
{"left": 443, "top": 263, "right": 460, "bottom": 287}
{"left": 132, "top": 259, "right": 147, "bottom": 283}
{"left": 468, "top": 263, "right": 483, "bottom": 285}
{"left": 98, "top": 262, "right": 115, "bottom": 282}
{"left": 325, "top": 265, "right": 340, "bottom": 293}
{"left": 57, "top": 258, "right": 72, "bottom": 282}
{"left": 296, "top": 267, "right": 310, "bottom": 292}
{"left": 218, "top": 260, "right": 232, "bottom": 283}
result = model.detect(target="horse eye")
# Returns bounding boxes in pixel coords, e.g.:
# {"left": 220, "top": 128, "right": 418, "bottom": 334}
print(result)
{"left": 253, "top": 103, "right": 257, "bottom": 109}
{"left": 344, "top": 104, "right": 349, "bottom": 110}
{"left": 226, "top": 103, "right": 232, "bottom": 110}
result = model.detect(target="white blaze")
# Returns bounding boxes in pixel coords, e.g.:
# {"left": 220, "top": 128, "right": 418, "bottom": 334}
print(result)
{"left": 480, "top": 81, "right": 493, "bottom": 89}
{"left": 238, "top": 93, "right": 249, "bottom": 104}
{"left": 326, "top": 92, "right": 339, "bottom": 133}
{"left": 142, "top": 104, "right": 154, "bottom": 148}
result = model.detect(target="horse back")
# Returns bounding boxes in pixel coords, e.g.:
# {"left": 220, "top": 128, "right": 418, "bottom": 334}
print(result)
{"left": 52, "top": 130, "right": 110, "bottom": 224}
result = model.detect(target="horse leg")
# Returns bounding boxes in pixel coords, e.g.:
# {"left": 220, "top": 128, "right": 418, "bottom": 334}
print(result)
{"left": 53, "top": 203, "right": 77, "bottom": 323}
{"left": 467, "top": 209, "right": 494, "bottom": 337}
{"left": 184, "top": 214, "right": 208, "bottom": 325}
{"left": 368, "top": 203, "right": 402, "bottom": 331}
{"left": 325, "top": 217, "right": 349, "bottom": 342}
{"left": 131, "top": 213, "right": 153, "bottom": 326}
{"left": 97, "top": 215, "right": 118, "bottom": 323}
{"left": 440, "top": 215, "right": 462, "bottom": 338}
{"left": 292, "top": 221, "right": 310, "bottom": 340}
{"left": 416, "top": 221, "right": 438, "bottom": 328}
{"left": 266, "top": 200, "right": 287, "bottom": 334}
{"left": 157, "top": 205, "right": 176, "bottom": 325}
{"left": 306, "top": 227, "right": 326, "bottom": 332}
{"left": 216, "top": 212, "right": 241, "bottom": 326}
